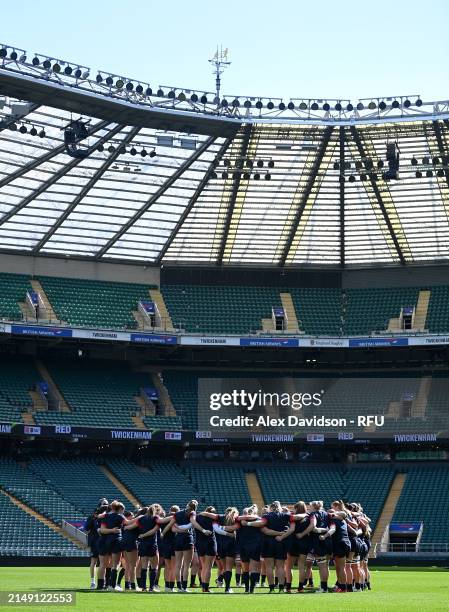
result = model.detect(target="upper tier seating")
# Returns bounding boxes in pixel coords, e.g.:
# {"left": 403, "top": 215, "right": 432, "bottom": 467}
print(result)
{"left": 38, "top": 276, "right": 157, "bottom": 329}
{"left": 343, "top": 287, "right": 422, "bottom": 335}
{"left": 161, "top": 284, "right": 281, "bottom": 334}
{"left": 0, "top": 272, "right": 31, "bottom": 321}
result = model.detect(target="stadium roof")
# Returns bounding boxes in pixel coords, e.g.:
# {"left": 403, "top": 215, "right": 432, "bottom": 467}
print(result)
{"left": 1, "top": 43, "right": 449, "bottom": 268}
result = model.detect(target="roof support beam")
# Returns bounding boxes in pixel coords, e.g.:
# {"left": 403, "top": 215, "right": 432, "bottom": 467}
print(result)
{"left": 95, "top": 135, "right": 217, "bottom": 259}
{"left": 0, "top": 122, "right": 120, "bottom": 228}
{"left": 339, "top": 126, "right": 345, "bottom": 267}
{"left": 350, "top": 125, "right": 406, "bottom": 265}
{"left": 155, "top": 135, "right": 234, "bottom": 264}
{"left": 279, "top": 126, "right": 334, "bottom": 266}
{"left": 32, "top": 126, "right": 141, "bottom": 254}
{"left": 216, "top": 124, "right": 252, "bottom": 264}
{"left": 0, "top": 119, "right": 110, "bottom": 189}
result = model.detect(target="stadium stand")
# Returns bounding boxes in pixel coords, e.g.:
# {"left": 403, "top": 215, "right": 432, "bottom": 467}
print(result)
{"left": 0, "top": 493, "right": 83, "bottom": 557}
{"left": 184, "top": 464, "right": 251, "bottom": 512}
{"left": 1, "top": 269, "right": 449, "bottom": 335}
{"left": 34, "top": 360, "right": 172, "bottom": 429}
{"left": 106, "top": 458, "right": 198, "bottom": 510}
{"left": 37, "top": 276, "right": 157, "bottom": 329}
{"left": 343, "top": 287, "right": 423, "bottom": 335}
{"left": 256, "top": 464, "right": 393, "bottom": 528}
{"left": 0, "top": 457, "right": 83, "bottom": 525}
{"left": 393, "top": 465, "right": 449, "bottom": 544}
{"left": 28, "top": 456, "right": 128, "bottom": 515}
{"left": 289, "top": 287, "right": 342, "bottom": 335}
{"left": 161, "top": 284, "right": 281, "bottom": 334}
{"left": 0, "top": 358, "right": 41, "bottom": 423}
{"left": 0, "top": 272, "right": 31, "bottom": 322}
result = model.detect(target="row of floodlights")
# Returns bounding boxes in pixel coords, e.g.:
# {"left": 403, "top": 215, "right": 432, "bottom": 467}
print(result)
{"left": 7, "top": 122, "right": 46, "bottom": 137}
{"left": 97, "top": 144, "right": 157, "bottom": 157}
{"left": 0, "top": 47, "right": 424, "bottom": 110}
{"left": 220, "top": 159, "right": 275, "bottom": 168}
{"left": 411, "top": 156, "right": 449, "bottom": 166}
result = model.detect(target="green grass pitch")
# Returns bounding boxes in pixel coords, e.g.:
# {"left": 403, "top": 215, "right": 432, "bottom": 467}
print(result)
{"left": 0, "top": 566, "right": 448, "bottom": 611}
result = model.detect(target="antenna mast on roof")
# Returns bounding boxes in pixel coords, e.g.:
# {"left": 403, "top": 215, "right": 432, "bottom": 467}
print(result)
{"left": 209, "top": 46, "right": 231, "bottom": 104}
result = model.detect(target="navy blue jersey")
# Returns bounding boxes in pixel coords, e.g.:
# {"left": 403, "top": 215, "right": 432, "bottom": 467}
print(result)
{"left": 237, "top": 517, "right": 262, "bottom": 545}
{"left": 261, "top": 511, "right": 293, "bottom": 533}
{"left": 313, "top": 509, "right": 330, "bottom": 529}
{"left": 294, "top": 514, "right": 312, "bottom": 534}
{"left": 137, "top": 514, "right": 160, "bottom": 546}
{"left": 85, "top": 514, "right": 100, "bottom": 544}
{"left": 122, "top": 523, "right": 139, "bottom": 546}
{"left": 100, "top": 512, "right": 124, "bottom": 540}
{"left": 331, "top": 517, "right": 350, "bottom": 542}
{"left": 175, "top": 509, "right": 194, "bottom": 532}
{"left": 194, "top": 514, "right": 216, "bottom": 539}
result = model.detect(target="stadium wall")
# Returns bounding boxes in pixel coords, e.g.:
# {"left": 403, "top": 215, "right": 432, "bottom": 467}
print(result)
{"left": 0, "top": 253, "right": 160, "bottom": 285}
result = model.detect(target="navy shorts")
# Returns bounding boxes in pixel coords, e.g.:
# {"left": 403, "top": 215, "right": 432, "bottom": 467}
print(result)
{"left": 333, "top": 540, "right": 351, "bottom": 558}
{"left": 159, "top": 538, "right": 176, "bottom": 559}
{"left": 350, "top": 537, "right": 363, "bottom": 557}
{"left": 121, "top": 539, "right": 137, "bottom": 553}
{"left": 98, "top": 537, "right": 122, "bottom": 556}
{"left": 311, "top": 535, "right": 333, "bottom": 558}
{"left": 196, "top": 538, "right": 217, "bottom": 558}
{"left": 138, "top": 541, "right": 158, "bottom": 558}
{"left": 359, "top": 542, "right": 369, "bottom": 561}
{"left": 289, "top": 537, "right": 311, "bottom": 557}
{"left": 175, "top": 533, "right": 194, "bottom": 552}
{"left": 217, "top": 537, "right": 236, "bottom": 559}
{"left": 90, "top": 543, "right": 99, "bottom": 558}
{"left": 239, "top": 542, "right": 261, "bottom": 563}
{"left": 261, "top": 537, "right": 288, "bottom": 560}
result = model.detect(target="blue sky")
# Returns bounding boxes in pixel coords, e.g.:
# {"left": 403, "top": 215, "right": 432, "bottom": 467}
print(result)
{"left": 3, "top": 0, "right": 449, "bottom": 102}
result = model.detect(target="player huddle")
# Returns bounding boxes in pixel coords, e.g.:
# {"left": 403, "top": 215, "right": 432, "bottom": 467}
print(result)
{"left": 85, "top": 498, "right": 372, "bottom": 594}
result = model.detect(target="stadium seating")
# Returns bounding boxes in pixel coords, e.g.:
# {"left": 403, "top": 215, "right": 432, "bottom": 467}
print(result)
{"left": 161, "top": 284, "right": 281, "bottom": 334}
{"left": 289, "top": 287, "right": 342, "bottom": 335}
{"left": 37, "top": 276, "right": 157, "bottom": 329}
{"left": 343, "top": 287, "right": 422, "bottom": 335}
{"left": 28, "top": 456, "right": 128, "bottom": 516}
{"left": 185, "top": 464, "right": 251, "bottom": 512}
{"left": 0, "top": 272, "right": 31, "bottom": 321}
{"left": 0, "top": 358, "right": 41, "bottom": 423}
{"left": 256, "top": 464, "right": 394, "bottom": 528}
{"left": 2, "top": 268, "right": 449, "bottom": 335}
{"left": 393, "top": 465, "right": 449, "bottom": 544}
{"left": 0, "top": 457, "right": 83, "bottom": 525}
{"left": 34, "top": 360, "right": 156, "bottom": 429}
{"left": 426, "top": 285, "right": 449, "bottom": 333}
{"left": 106, "top": 458, "right": 198, "bottom": 510}
{"left": 0, "top": 493, "right": 83, "bottom": 557}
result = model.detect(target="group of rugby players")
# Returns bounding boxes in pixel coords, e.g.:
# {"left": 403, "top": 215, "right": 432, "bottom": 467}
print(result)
{"left": 85, "top": 497, "right": 372, "bottom": 594}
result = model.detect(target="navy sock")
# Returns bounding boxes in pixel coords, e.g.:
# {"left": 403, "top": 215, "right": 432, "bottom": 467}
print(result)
{"left": 224, "top": 570, "right": 232, "bottom": 590}
{"left": 149, "top": 568, "right": 157, "bottom": 590}
{"left": 117, "top": 568, "right": 125, "bottom": 586}
{"left": 140, "top": 568, "right": 147, "bottom": 590}
{"left": 96, "top": 578, "right": 104, "bottom": 590}
{"left": 242, "top": 571, "right": 249, "bottom": 591}
{"left": 105, "top": 568, "right": 111, "bottom": 587}
{"left": 110, "top": 569, "right": 117, "bottom": 589}
{"left": 250, "top": 572, "right": 260, "bottom": 593}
